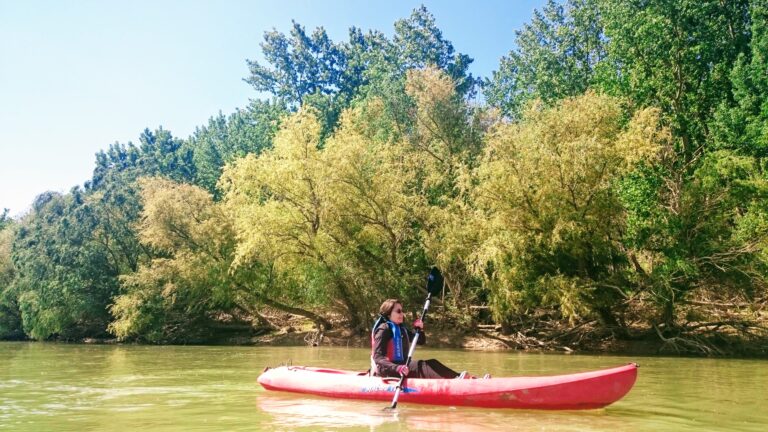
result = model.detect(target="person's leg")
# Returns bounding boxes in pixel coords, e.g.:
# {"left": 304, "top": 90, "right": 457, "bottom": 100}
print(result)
{"left": 410, "top": 359, "right": 461, "bottom": 379}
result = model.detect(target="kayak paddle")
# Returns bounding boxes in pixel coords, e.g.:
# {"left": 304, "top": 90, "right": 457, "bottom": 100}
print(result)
{"left": 387, "top": 266, "right": 444, "bottom": 410}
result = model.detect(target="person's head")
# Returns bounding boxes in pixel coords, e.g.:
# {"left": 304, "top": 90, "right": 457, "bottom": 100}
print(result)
{"left": 379, "top": 298, "right": 404, "bottom": 324}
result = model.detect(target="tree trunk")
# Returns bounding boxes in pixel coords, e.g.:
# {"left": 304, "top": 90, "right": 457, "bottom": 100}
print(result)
{"left": 661, "top": 299, "right": 676, "bottom": 329}
{"left": 235, "top": 283, "right": 333, "bottom": 330}
{"left": 596, "top": 306, "right": 629, "bottom": 339}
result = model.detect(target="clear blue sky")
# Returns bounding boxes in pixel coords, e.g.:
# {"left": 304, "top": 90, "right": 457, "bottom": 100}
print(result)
{"left": 0, "top": 0, "right": 547, "bottom": 216}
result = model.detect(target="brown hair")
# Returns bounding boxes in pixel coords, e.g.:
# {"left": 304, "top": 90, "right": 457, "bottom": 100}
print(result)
{"left": 379, "top": 298, "right": 402, "bottom": 318}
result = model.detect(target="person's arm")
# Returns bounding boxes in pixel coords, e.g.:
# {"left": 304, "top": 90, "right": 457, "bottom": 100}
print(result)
{"left": 372, "top": 325, "right": 401, "bottom": 376}
{"left": 409, "top": 320, "right": 426, "bottom": 345}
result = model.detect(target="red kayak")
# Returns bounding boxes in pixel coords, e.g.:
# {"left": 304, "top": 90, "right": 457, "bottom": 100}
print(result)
{"left": 258, "top": 363, "right": 638, "bottom": 410}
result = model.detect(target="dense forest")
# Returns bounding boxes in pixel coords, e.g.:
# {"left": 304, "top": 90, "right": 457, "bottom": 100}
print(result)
{"left": 2, "top": 1, "right": 768, "bottom": 355}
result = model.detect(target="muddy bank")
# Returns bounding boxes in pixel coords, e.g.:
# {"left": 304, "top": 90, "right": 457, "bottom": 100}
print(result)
{"left": 16, "top": 308, "right": 768, "bottom": 358}
{"left": 248, "top": 324, "right": 768, "bottom": 358}
{"left": 11, "top": 325, "right": 767, "bottom": 358}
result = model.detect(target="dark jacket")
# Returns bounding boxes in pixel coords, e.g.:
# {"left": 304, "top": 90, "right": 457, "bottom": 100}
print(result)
{"left": 371, "top": 321, "right": 426, "bottom": 377}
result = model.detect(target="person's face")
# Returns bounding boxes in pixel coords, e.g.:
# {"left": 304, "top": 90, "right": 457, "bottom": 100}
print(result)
{"left": 390, "top": 303, "right": 404, "bottom": 324}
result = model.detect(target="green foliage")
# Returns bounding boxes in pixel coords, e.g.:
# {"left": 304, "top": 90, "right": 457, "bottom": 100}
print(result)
{"left": 245, "top": 6, "right": 476, "bottom": 135}
{"left": 12, "top": 191, "right": 122, "bottom": 339}
{"left": 599, "top": 0, "right": 751, "bottom": 157}
{"left": 595, "top": 0, "right": 767, "bottom": 326}
{"left": 187, "top": 100, "right": 286, "bottom": 195}
{"left": 110, "top": 178, "right": 245, "bottom": 342}
{"left": 9, "top": 126, "right": 193, "bottom": 340}
{"left": 0, "top": 208, "right": 10, "bottom": 230}
{"left": 712, "top": 2, "right": 768, "bottom": 158}
{"left": 392, "top": 6, "right": 476, "bottom": 95}
{"left": 0, "top": 220, "right": 23, "bottom": 339}
{"left": 484, "top": 0, "right": 606, "bottom": 118}
{"left": 636, "top": 149, "right": 768, "bottom": 324}
{"left": 246, "top": 22, "right": 346, "bottom": 105}
{"left": 474, "top": 93, "right": 667, "bottom": 326}
{"left": 616, "top": 164, "right": 666, "bottom": 249}
{"left": 90, "top": 127, "right": 195, "bottom": 190}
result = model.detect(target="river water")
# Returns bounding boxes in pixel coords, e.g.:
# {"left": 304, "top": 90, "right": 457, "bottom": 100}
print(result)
{"left": 1, "top": 342, "right": 766, "bottom": 431}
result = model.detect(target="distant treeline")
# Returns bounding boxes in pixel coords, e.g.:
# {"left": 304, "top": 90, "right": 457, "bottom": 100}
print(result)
{"left": 2, "top": 1, "right": 767, "bottom": 351}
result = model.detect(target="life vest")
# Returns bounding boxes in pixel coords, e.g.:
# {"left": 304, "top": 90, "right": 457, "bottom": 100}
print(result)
{"left": 370, "top": 315, "right": 410, "bottom": 375}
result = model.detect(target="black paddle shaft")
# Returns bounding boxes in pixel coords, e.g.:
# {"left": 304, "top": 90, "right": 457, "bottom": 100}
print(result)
{"left": 388, "top": 267, "right": 443, "bottom": 410}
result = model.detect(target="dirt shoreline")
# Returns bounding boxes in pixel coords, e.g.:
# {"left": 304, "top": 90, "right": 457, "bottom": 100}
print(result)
{"left": 10, "top": 321, "right": 766, "bottom": 358}
{"left": 245, "top": 327, "right": 768, "bottom": 358}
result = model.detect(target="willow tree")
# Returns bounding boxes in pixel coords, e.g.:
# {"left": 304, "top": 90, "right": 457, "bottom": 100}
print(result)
{"left": 220, "top": 67, "right": 484, "bottom": 330}
{"left": 220, "top": 110, "right": 357, "bottom": 327}
{"left": 320, "top": 104, "right": 428, "bottom": 319}
{"left": 222, "top": 109, "right": 411, "bottom": 330}
{"left": 397, "top": 67, "right": 488, "bottom": 309}
{"left": 110, "top": 177, "right": 241, "bottom": 341}
{"left": 474, "top": 92, "right": 669, "bottom": 331}
{"left": 110, "top": 177, "right": 330, "bottom": 342}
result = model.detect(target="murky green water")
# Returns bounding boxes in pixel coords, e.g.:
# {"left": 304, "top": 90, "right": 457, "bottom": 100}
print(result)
{"left": 1, "top": 342, "right": 766, "bottom": 431}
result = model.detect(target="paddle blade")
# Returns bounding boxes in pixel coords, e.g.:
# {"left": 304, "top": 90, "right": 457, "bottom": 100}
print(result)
{"left": 426, "top": 267, "right": 444, "bottom": 296}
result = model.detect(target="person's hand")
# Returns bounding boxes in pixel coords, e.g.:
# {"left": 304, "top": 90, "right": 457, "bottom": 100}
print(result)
{"left": 396, "top": 365, "right": 409, "bottom": 377}
{"left": 413, "top": 318, "right": 424, "bottom": 330}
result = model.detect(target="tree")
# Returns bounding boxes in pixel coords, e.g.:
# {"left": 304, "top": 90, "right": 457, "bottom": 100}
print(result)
{"left": 396, "top": 67, "right": 488, "bottom": 311}
{"left": 599, "top": 0, "right": 751, "bottom": 159}
{"left": 0, "top": 219, "right": 23, "bottom": 339}
{"left": 220, "top": 109, "right": 356, "bottom": 326}
{"left": 246, "top": 22, "right": 346, "bottom": 106}
{"left": 9, "top": 125, "right": 194, "bottom": 340}
{"left": 225, "top": 65, "right": 494, "bottom": 331}
{"left": 96, "top": 120, "right": 313, "bottom": 341}
{"left": 187, "top": 100, "right": 286, "bottom": 195}
{"left": 244, "top": 6, "right": 476, "bottom": 134}
{"left": 598, "top": 0, "right": 764, "bottom": 331}
{"left": 712, "top": 2, "right": 768, "bottom": 158}
{"left": 12, "top": 191, "right": 123, "bottom": 339}
{"left": 0, "top": 208, "right": 10, "bottom": 230}
{"left": 110, "top": 177, "right": 330, "bottom": 342}
{"left": 474, "top": 92, "right": 668, "bottom": 330}
{"left": 484, "top": 0, "right": 607, "bottom": 118}
{"left": 392, "top": 6, "right": 476, "bottom": 96}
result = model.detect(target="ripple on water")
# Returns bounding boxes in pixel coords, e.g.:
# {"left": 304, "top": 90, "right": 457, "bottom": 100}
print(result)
{"left": 0, "top": 379, "right": 27, "bottom": 389}
{"left": 3, "top": 343, "right": 768, "bottom": 432}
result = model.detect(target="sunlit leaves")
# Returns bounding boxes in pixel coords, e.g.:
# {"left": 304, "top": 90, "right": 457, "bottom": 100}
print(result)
{"left": 474, "top": 92, "right": 667, "bottom": 323}
{"left": 110, "top": 178, "right": 242, "bottom": 342}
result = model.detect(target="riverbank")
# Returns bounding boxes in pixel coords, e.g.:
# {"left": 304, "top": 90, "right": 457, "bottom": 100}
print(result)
{"left": 7, "top": 306, "right": 768, "bottom": 358}
{"left": 6, "top": 326, "right": 767, "bottom": 358}
{"left": 247, "top": 317, "right": 768, "bottom": 358}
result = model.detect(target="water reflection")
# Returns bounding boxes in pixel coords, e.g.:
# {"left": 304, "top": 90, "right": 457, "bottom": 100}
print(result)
{"left": 257, "top": 393, "right": 397, "bottom": 429}
{"left": 256, "top": 392, "right": 641, "bottom": 432}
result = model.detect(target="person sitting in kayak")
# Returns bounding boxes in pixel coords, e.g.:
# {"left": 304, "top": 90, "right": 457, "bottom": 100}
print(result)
{"left": 371, "top": 298, "right": 471, "bottom": 379}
